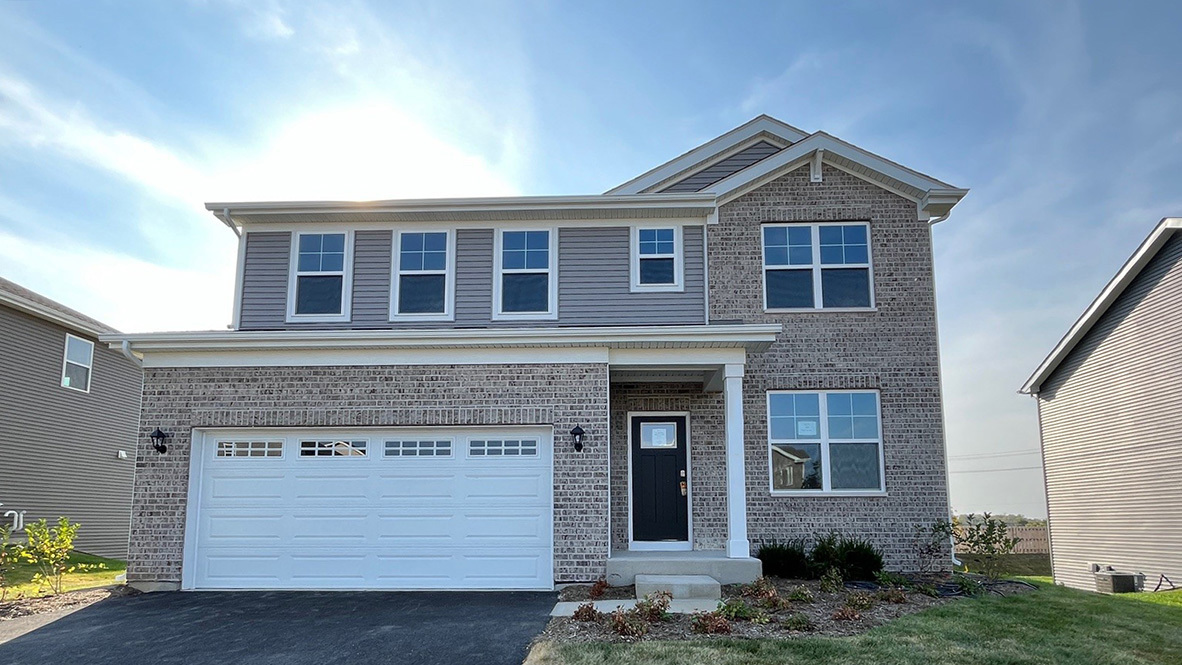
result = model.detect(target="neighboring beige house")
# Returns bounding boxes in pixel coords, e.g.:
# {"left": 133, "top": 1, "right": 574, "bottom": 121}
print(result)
{"left": 1022, "top": 218, "right": 1182, "bottom": 592}
{"left": 102, "top": 115, "right": 968, "bottom": 592}
{"left": 0, "top": 277, "right": 142, "bottom": 558}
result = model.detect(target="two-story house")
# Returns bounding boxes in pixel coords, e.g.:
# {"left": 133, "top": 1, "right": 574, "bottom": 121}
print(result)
{"left": 1, "top": 277, "right": 142, "bottom": 558}
{"left": 103, "top": 116, "right": 967, "bottom": 592}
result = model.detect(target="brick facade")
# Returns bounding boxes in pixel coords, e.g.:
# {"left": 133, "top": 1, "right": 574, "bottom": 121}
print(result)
{"left": 711, "top": 163, "right": 951, "bottom": 569}
{"left": 130, "top": 364, "right": 609, "bottom": 583}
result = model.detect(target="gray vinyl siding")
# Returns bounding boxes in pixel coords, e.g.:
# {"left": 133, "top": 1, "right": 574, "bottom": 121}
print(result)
{"left": 1036, "top": 233, "right": 1182, "bottom": 592}
{"left": 660, "top": 141, "right": 781, "bottom": 193}
{"left": 0, "top": 306, "right": 141, "bottom": 558}
{"left": 238, "top": 227, "right": 707, "bottom": 330}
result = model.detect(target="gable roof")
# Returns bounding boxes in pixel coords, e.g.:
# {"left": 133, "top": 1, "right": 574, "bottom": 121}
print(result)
{"left": 0, "top": 276, "right": 119, "bottom": 337}
{"left": 1021, "top": 217, "right": 1182, "bottom": 395}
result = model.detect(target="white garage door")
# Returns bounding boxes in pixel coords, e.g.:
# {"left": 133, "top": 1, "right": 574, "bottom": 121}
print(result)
{"left": 184, "top": 427, "right": 553, "bottom": 590}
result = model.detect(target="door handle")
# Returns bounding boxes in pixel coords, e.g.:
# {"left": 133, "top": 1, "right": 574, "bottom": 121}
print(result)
{"left": 679, "top": 481, "right": 687, "bottom": 496}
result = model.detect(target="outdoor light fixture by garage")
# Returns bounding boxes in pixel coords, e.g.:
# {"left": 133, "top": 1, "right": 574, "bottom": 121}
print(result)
{"left": 149, "top": 428, "right": 169, "bottom": 454}
{"left": 571, "top": 425, "right": 586, "bottom": 452}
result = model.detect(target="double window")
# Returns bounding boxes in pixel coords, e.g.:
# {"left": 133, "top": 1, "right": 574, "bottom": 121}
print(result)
{"left": 289, "top": 232, "right": 351, "bottom": 321}
{"left": 495, "top": 229, "right": 556, "bottom": 319}
{"left": 630, "top": 226, "right": 683, "bottom": 291}
{"left": 392, "top": 231, "right": 454, "bottom": 320}
{"left": 767, "top": 390, "right": 884, "bottom": 493}
{"left": 60, "top": 334, "right": 94, "bottom": 392}
{"left": 762, "top": 222, "right": 873, "bottom": 310}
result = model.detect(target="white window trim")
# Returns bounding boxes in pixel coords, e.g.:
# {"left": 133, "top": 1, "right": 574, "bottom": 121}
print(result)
{"left": 60, "top": 333, "right": 94, "bottom": 393}
{"left": 493, "top": 227, "right": 558, "bottom": 321}
{"left": 766, "top": 389, "right": 886, "bottom": 496}
{"left": 629, "top": 224, "right": 684, "bottom": 293}
{"left": 761, "top": 222, "right": 876, "bottom": 312}
{"left": 389, "top": 229, "right": 456, "bottom": 322}
{"left": 286, "top": 230, "right": 354, "bottom": 323}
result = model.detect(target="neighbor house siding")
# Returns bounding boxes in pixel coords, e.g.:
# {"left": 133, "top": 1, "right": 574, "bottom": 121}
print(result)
{"left": 127, "top": 363, "right": 610, "bottom": 585}
{"left": 1036, "top": 233, "right": 1182, "bottom": 592}
{"left": 0, "top": 306, "right": 141, "bottom": 558}
{"left": 711, "top": 164, "right": 951, "bottom": 570}
{"left": 237, "top": 226, "right": 707, "bottom": 330}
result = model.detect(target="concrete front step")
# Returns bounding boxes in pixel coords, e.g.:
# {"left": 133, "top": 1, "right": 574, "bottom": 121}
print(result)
{"left": 635, "top": 574, "right": 720, "bottom": 599}
{"left": 605, "top": 550, "right": 762, "bottom": 586}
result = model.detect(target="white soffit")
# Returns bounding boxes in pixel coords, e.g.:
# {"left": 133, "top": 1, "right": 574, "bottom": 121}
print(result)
{"left": 1021, "top": 218, "right": 1182, "bottom": 395}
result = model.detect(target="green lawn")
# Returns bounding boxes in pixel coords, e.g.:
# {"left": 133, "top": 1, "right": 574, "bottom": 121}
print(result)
{"left": 957, "top": 553, "right": 1052, "bottom": 577}
{"left": 2, "top": 550, "right": 126, "bottom": 600}
{"left": 538, "top": 579, "right": 1182, "bottom": 665}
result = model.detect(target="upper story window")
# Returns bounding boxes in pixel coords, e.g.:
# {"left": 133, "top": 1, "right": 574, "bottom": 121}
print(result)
{"left": 762, "top": 222, "right": 873, "bottom": 310}
{"left": 61, "top": 334, "right": 93, "bottom": 392}
{"left": 392, "top": 231, "right": 453, "bottom": 320}
{"left": 495, "top": 229, "right": 556, "bottom": 319}
{"left": 767, "top": 390, "right": 883, "bottom": 494}
{"left": 289, "top": 231, "right": 352, "bottom": 322}
{"left": 631, "top": 226, "right": 683, "bottom": 292}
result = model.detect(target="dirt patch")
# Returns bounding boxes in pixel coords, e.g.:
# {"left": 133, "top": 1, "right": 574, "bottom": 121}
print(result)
{"left": 558, "top": 584, "right": 635, "bottom": 602}
{"left": 540, "top": 575, "right": 1034, "bottom": 645}
{"left": 0, "top": 586, "right": 138, "bottom": 622}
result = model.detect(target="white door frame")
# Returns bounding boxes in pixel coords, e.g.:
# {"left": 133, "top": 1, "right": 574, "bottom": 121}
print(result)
{"left": 626, "top": 411, "right": 692, "bottom": 552}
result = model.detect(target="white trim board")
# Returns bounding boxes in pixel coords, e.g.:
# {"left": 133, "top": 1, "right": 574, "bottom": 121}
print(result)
{"left": 626, "top": 411, "right": 693, "bottom": 552}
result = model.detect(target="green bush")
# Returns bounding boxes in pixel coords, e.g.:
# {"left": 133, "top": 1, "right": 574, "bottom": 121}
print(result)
{"left": 780, "top": 612, "right": 815, "bottom": 631}
{"left": 717, "top": 598, "right": 768, "bottom": 623}
{"left": 845, "top": 591, "right": 876, "bottom": 610}
{"left": 0, "top": 526, "right": 13, "bottom": 602}
{"left": 955, "top": 513, "right": 1020, "bottom": 580}
{"left": 819, "top": 567, "right": 844, "bottom": 593}
{"left": 634, "top": 591, "right": 672, "bottom": 623}
{"left": 18, "top": 517, "right": 80, "bottom": 595}
{"left": 874, "top": 570, "right": 913, "bottom": 588}
{"left": 756, "top": 539, "right": 811, "bottom": 578}
{"left": 809, "top": 532, "right": 884, "bottom": 581}
{"left": 786, "top": 585, "right": 815, "bottom": 603}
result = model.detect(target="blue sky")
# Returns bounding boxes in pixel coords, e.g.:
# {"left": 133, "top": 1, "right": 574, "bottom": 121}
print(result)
{"left": 3, "top": 1, "right": 1181, "bottom": 517}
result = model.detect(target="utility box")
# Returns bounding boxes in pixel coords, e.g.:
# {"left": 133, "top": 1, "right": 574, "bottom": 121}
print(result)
{"left": 1094, "top": 571, "right": 1143, "bottom": 594}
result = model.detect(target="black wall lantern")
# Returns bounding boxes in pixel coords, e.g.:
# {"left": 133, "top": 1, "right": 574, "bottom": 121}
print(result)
{"left": 571, "top": 425, "right": 585, "bottom": 453}
{"left": 149, "top": 428, "right": 169, "bottom": 454}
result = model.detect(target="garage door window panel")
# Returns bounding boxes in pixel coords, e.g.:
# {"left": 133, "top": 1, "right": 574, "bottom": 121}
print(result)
{"left": 216, "top": 441, "right": 284, "bottom": 458}
{"left": 299, "top": 440, "right": 368, "bottom": 457}
{"left": 385, "top": 440, "right": 453, "bottom": 457}
{"left": 469, "top": 439, "right": 539, "bottom": 457}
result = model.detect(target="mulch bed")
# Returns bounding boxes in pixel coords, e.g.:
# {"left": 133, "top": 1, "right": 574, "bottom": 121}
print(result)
{"left": 0, "top": 586, "right": 138, "bottom": 621}
{"left": 558, "top": 583, "right": 636, "bottom": 602}
{"left": 539, "top": 574, "right": 1035, "bottom": 644}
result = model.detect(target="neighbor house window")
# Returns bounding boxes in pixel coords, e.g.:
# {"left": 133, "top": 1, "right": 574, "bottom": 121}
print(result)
{"left": 631, "top": 226, "right": 683, "bottom": 291}
{"left": 289, "top": 231, "right": 350, "bottom": 320}
{"left": 767, "top": 390, "right": 883, "bottom": 493}
{"left": 392, "top": 231, "right": 453, "bottom": 320}
{"left": 60, "top": 334, "right": 94, "bottom": 392}
{"left": 495, "top": 229, "right": 555, "bottom": 318}
{"left": 762, "top": 223, "right": 873, "bottom": 310}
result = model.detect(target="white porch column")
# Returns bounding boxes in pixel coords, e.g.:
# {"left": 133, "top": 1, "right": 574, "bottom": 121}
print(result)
{"left": 724, "top": 362, "right": 750, "bottom": 558}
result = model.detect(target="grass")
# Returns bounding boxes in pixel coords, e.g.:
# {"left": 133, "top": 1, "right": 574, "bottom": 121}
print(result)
{"left": 2, "top": 550, "right": 126, "bottom": 600}
{"left": 957, "top": 553, "right": 1052, "bottom": 577}
{"left": 538, "top": 579, "right": 1182, "bottom": 665}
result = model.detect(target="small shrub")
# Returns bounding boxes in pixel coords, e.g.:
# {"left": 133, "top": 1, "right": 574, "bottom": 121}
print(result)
{"left": 876, "top": 587, "right": 908, "bottom": 604}
{"left": 690, "top": 610, "right": 732, "bottom": 634}
{"left": 608, "top": 608, "right": 649, "bottom": 637}
{"left": 914, "top": 583, "right": 939, "bottom": 598}
{"left": 844, "top": 591, "right": 875, "bottom": 611}
{"left": 717, "top": 598, "right": 768, "bottom": 623}
{"left": 740, "top": 576, "right": 778, "bottom": 601}
{"left": 809, "top": 532, "right": 884, "bottom": 581}
{"left": 786, "top": 585, "right": 815, "bottom": 603}
{"left": 762, "top": 594, "right": 792, "bottom": 611}
{"left": 955, "top": 513, "right": 1020, "bottom": 580}
{"left": 0, "top": 526, "right": 13, "bottom": 602}
{"left": 572, "top": 602, "right": 602, "bottom": 622}
{"left": 588, "top": 577, "right": 609, "bottom": 600}
{"left": 819, "top": 567, "right": 844, "bottom": 593}
{"left": 634, "top": 591, "right": 671, "bottom": 623}
{"left": 780, "top": 612, "right": 815, "bottom": 631}
{"left": 832, "top": 605, "right": 861, "bottom": 621}
{"left": 756, "top": 538, "right": 811, "bottom": 578}
{"left": 18, "top": 517, "right": 80, "bottom": 595}
{"left": 913, "top": 519, "right": 954, "bottom": 574}
{"left": 874, "top": 570, "right": 913, "bottom": 589}
{"left": 809, "top": 533, "right": 843, "bottom": 577}
{"left": 953, "top": 573, "right": 986, "bottom": 597}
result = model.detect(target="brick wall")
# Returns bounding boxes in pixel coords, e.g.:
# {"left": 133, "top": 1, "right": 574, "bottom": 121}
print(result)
{"left": 711, "top": 163, "right": 951, "bottom": 569}
{"left": 609, "top": 383, "right": 727, "bottom": 551}
{"left": 130, "top": 363, "right": 610, "bottom": 584}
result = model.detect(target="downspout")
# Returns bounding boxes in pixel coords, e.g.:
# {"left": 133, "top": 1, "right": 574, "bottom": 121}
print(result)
{"left": 219, "top": 207, "right": 241, "bottom": 237}
{"left": 924, "top": 202, "right": 959, "bottom": 568}
{"left": 120, "top": 340, "right": 143, "bottom": 367}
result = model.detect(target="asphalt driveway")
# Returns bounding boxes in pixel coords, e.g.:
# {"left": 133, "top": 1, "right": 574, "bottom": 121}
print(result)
{"left": 0, "top": 590, "right": 556, "bottom": 665}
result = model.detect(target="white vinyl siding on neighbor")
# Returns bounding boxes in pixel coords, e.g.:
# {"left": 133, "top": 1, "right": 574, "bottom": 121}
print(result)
{"left": 630, "top": 226, "right": 684, "bottom": 292}
{"left": 767, "top": 390, "right": 885, "bottom": 495}
{"left": 60, "top": 333, "right": 94, "bottom": 393}
{"left": 762, "top": 222, "right": 874, "bottom": 310}
{"left": 391, "top": 230, "right": 455, "bottom": 321}
{"left": 287, "top": 231, "right": 352, "bottom": 322}
{"left": 184, "top": 427, "right": 553, "bottom": 590}
{"left": 493, "top": 229, "right": 557, "bottom": 320}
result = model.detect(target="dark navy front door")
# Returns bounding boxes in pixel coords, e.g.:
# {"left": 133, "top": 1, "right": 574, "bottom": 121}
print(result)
{"left": 630, "top": 415, "right": 689, "bottom": 542}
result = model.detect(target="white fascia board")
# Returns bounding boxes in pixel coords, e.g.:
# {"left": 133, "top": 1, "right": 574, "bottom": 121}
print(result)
{"left": 1021, "top": 218, "right": 1182, "bottom": 395}
{"left": 0, "top": 292, "right": 111, "bottom": 338}
{"left": 709, "top": 133, "right": 966, "bottom": 212}
{"left": 606, "top": 116, "right": 810, "bottom": 195}
{"left": 206, "top": 193, "right": 717, "bottom": 218}
{"left": 99, "top": 324, "right": 783, "bottom": 354}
